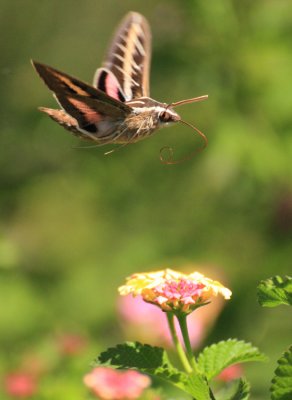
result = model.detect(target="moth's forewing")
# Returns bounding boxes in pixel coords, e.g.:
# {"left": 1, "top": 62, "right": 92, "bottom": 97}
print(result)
{"left": 32, "top": 61, "right": 131, "bottom": 134}
{"left": 32, "top": 61, "right": 130, "bottom": 113}
{"left": 94, "top": 11, "right": 151, "bottom": 100}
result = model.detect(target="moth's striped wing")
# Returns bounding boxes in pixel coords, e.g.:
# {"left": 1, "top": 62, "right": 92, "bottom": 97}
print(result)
{"left": 32, "top": 61, "right": 131, "bottom": 138}
{"left": 94, "top": 12, "right": 151, "bottom": 101}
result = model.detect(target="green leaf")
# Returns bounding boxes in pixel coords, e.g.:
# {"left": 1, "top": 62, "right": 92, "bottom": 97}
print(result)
{"left": 184, "top": 374, "right": 211, "bottom": 400}
{"left": 271, "top": 346, "right": 292, "bottom": 400}
{"left": 216, "top": 378, "right": 250, "bottom": 400}
{"left": 228, "top": 378, "right": 250, "bottom": 400}
{"left": 257, "top": 276, "right": 292, "bottom": 307}
{"left": 97, "top": 341, "right": 171, "bottom": 371}
{"left": 95, "top": 341, "right": 210, "bottom": 399}
{"left": 197, "top": 339, "right": 267, "bottom": 380}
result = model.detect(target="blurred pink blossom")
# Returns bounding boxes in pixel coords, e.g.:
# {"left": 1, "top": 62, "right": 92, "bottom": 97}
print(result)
{"left": 216, "top": 364, "right": 243, "bottom": 382}
{"left": 118, "top": 291, "right": 224, "bottom": 348}
{"left": 84, "top": 367, "right": 151, "bottom": 399}
{"left": 4, "top": 372, "right": 37, "bottom": 398}
{"left": 57, "top": 333, "right": 87, "bottom": 355}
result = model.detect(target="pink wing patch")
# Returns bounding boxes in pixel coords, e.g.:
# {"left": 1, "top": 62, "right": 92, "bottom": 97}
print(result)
{"left": 93, "top": 68, "right": 126, "bottom": 102}
{"left": 69, "top": 98, "right": 102, "bottom": 124}
{"left": 105, "top": 72, "right": 120, "bottom": 100}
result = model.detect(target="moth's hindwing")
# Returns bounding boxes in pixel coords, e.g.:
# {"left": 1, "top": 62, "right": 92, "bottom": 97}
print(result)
{"left": 94, "top": 68, "right": 126, "bottom": 102}
{"left": 94, "top": 11, "right": 151, "bottom": 101}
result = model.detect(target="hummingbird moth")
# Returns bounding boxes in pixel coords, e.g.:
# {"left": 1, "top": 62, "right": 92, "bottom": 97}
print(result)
{"left": 32, "top": 11, "right": 208, "bottom": 164}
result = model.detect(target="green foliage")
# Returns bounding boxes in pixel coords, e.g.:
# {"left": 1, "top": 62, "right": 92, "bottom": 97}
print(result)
{"left": 228, "top": 379, "right": 250, "bottom": 400}
{"left": 183, "top": 375, "right": 211, "bottom": 400}
{"left": 257, "top": 276, "right": 292, "bottom": 307}
{"left": 197, "top": 339, "right": 267, "bottom": 380}
{"left": 95, "top": 341, "right": 210, "bottom": 399}
{"left": 97, "top": 341, "right": 173, "bottom": 372}
{"left": 95, "top": 340, "right": 266, "bottom": 399}
{"left": 257, "top": 276, "right": 292, "bottom": 399}
{"left": 270, "top": 346, "right": 292, "bottom": 400}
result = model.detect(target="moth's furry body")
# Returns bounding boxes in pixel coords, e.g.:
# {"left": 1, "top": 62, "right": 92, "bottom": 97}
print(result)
{"left": 40, "top": 97, "right": 180, "bottom": 145}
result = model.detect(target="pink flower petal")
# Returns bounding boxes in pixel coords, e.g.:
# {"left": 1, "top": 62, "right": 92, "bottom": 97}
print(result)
{"left": 84, "top": 367, "right": 151, "bottom": 399}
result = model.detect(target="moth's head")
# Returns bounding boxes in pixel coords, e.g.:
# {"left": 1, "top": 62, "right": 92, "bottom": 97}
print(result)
{"left": 157, "top": 94, "right": 209, "bottom": 126}
{"left": 158, "top": 106, "right": 180, "bottom": 125}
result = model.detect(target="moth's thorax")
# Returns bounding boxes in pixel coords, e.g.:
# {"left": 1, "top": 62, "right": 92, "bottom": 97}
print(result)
{"left": 121, "top": 111, "right": 158, "bottom": 142}
{"left": 126, "top": 97, "right": 181, "bottom": 126}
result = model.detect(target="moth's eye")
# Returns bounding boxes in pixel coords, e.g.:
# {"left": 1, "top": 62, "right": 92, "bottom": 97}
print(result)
{"left": 159, "top": 111, "right": 169, "bottom": 122}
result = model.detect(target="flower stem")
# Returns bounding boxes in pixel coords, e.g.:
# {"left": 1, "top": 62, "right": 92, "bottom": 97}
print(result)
{"left": 177, "top": 314, "right": 198, "bottom": 373}
{"left": 166, "top": 312, "right": 193, "bottom": 374}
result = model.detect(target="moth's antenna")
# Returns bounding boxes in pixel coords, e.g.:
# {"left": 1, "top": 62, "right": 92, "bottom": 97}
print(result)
{"left": 170, "top": 95, "right": 208, "bottom": 108}
{"left": 160, "top": 119, "right": 208, "bottom": 165}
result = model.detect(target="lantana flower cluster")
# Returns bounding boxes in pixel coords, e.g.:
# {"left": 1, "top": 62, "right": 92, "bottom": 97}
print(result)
{"left": 119, "top": 269, "right": 231, "bottom": 314}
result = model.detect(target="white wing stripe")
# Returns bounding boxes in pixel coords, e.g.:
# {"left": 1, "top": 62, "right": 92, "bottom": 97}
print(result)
{"left": 115, "top": 65, "right": 139, "bottom": 87}
{"left": 126, "top": 100, "right": 145, "bottom": 105}
{"left": 116, "top": 43, "right": 127, "bottom": 53}
{"left": 113, "top": 53, "right": 125, "bottom": 63}
{"left": 134, "top": 36, "right": 145, "bottom": 56}
{"left": 131, "top": 106, "right": 178, "bottom": 117}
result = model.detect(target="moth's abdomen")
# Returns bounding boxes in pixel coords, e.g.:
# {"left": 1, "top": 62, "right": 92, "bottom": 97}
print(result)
{"left": 40, "top": 107, "right": 121, "bottom": 143}
{"left": 39, "top": 107, "right": 82, "bottom": 136}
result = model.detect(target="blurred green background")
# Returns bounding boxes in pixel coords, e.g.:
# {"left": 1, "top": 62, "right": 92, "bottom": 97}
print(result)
{"left": 0, "top": 0, "right": 291, "bottom": 399}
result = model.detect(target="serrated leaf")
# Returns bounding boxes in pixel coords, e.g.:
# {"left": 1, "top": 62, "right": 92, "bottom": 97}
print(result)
{"left": 271, "top": 346, "right": 292, "bottom": 400}
{"left": 183, "top": 374, "right": 211, "bottom": 400}
{"left": 95, "top": 342, "right": 210, "bottom": 399}
{"left": 197, "top": 339, "right": 267, "bottom": 380}
{"left": 257, "top": 276, "right": 292, "bottom": 307}
{"left": 97, "top": 341, "right": 170, "bottom": 371}
{"left": 228, "top": 378, "right": 250, "bottom": 400}
{"left": 215, "top": 378, "right": 250, "bottom": 400}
